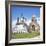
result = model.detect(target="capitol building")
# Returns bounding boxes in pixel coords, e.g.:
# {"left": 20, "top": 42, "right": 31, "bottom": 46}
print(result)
{"left": 12, "top": 14, "right": 40, "bottom": 33}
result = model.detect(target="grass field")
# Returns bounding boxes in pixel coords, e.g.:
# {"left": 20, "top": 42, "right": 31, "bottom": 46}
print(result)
{"left": 12, "top": 31, "right": 40, "bottom": 39}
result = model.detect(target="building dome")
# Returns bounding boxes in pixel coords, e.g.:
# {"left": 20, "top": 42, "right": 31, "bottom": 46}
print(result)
{"left": 32, "top": 14, "right": 36, "bottom": 18}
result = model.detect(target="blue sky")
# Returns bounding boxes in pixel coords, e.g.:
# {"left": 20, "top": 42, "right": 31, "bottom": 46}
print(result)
{"left": 11, "top": 5, "right": 40, "bottom": 21}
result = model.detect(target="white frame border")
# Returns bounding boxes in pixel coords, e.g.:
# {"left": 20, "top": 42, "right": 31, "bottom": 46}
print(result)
{"left": 8, "top": 2, "right": 43, "bottom": 44}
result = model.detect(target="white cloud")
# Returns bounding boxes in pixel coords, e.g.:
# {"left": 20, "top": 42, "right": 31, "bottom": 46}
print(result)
{"left": 37, "top": 20, "right": 40, "bottom": 25}
{"left": 12, "top": 20, "right": 17, "bottom": 28}
{"left": 36, "top": 17, "right": 40, "bottom": 25}
{"left": 25, "top": 20, "right": 31, "bottom": 26}
{"left": 36, "top": 17, "right": 40, "bottom": 21}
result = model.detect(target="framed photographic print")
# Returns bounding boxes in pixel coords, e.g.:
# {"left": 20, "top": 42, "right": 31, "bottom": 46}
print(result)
{"left": 5, "top": 0, "right": 45, "bottom": 46}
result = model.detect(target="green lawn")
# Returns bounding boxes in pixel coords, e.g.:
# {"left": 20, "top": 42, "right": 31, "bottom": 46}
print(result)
{"left": 12, "top": 31, "right": 40, "bottom": 39}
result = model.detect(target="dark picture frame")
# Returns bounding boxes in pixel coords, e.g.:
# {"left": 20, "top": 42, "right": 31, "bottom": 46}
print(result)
{"left": 5, "top": 1, "right": 45, "bottom": 46}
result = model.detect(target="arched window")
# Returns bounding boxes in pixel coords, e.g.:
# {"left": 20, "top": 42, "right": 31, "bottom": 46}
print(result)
{"left": 32, "top": 25, "right": 35, "bottom": 31}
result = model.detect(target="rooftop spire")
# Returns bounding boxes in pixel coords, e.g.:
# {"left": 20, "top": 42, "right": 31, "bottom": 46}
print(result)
{"left": 32, "top": 14, "right": 35, "bottom": 18}
{"left": 21, "top": 13, "right": 23, "bottom": 18}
